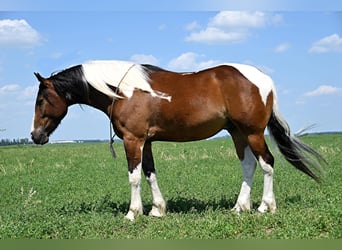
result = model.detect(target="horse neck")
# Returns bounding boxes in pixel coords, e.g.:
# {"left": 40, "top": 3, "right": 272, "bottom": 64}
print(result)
{"left": 53, "top": 78, "right": 112, "bottom": 117}
{"left": 81, "top": 85, "right": 113, "bottom": 115}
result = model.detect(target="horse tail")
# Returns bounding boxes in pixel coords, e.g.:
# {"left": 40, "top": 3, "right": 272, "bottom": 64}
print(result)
{"left": 267, "top": 97, "right": 326, "bottom": 183}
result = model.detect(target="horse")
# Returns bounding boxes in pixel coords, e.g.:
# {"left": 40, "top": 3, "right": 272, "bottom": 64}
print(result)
{"left": 30, "top": 60, "right": 325, "bottom": 221}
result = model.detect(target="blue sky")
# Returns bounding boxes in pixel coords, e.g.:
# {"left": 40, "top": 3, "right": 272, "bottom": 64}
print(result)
{"left": 0, "top": 1, "right": 342, "bottom": 141}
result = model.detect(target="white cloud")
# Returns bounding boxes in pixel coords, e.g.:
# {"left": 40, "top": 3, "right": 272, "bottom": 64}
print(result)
{"left": 19, "top": 85, "right": 38, "bottom": 100}
{"left": 185, "top": 11, "right": 281, "bottom": 44}
{"left": 50, "top": 52, "right": 64, "bottom": 59}
{"left": 0, "top": 84, "right": 37, "bottom": 101}
{"left": 168, "top": 52, "right": 220, "bottom": 71}
{"left": 309, "top": 34, "right": 342, "bottom": 53}
{"left": 130, "top": 54, "right": 159, "bottom": 65}
{"left": 0, "top": 84, "right": 20, "bottom": 94}
{"left": 186, "top": 27, "right": 246, "bottom": 44}
{"left": 185, "top": 21, "right": 200, "bottom": 31}
{"left": 209, "top": 11, "right": 267, "bottom": 28}
{"left": 304, "top": 85, "right": 342, "bottom": 97}
{"left": 274, "top": 43, "right": 290, "bottom": 53}
{"left": 158, "top": 24, "right": 166, "bottom": 30}
{"left": 0, "top": 19, "right": 42, "bottom": 48}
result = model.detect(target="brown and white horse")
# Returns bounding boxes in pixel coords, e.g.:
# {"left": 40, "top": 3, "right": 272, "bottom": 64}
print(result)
{"left": 31, "top": 60, "right": 325, "bottom": 221}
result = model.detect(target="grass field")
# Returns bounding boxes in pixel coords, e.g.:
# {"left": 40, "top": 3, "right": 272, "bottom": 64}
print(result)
{"left": 0, "top": 134, "right": 341, "bottom": 239}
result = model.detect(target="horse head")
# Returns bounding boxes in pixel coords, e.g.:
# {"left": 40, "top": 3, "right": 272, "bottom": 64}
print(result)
{"left": 30, "top": 73, "right": 68, "bottom": 144}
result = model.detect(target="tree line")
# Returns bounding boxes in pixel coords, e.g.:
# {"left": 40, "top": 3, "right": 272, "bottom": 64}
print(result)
{"left": 0, "top": 138, "right": 31, "bottom": 146}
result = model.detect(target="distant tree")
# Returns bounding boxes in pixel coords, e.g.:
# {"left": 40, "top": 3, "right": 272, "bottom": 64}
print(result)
{"left": 0, "top": 137, "right": 31, "bottom": 146}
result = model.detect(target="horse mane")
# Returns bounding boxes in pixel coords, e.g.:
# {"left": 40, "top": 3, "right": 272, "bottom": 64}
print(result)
{"left": 50, "top": 65, "right": 90, "bottom": 103}
{"left": 141, "top": 64, "right": 168, "bottom": 73}
{"left": 81, "top": 60, "right": 171, "bottom": 101}
{"left": 49, "top": 61, "right": 171, "bottom": 102}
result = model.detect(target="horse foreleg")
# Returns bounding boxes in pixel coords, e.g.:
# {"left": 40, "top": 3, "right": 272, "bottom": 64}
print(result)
{"left": 142, "top": 142, "right": 166, "bottom": 217}
{"left": 146, "top": 173, "right": 166, "bottom": 217}
{"left": 124, "top": 137, "right": 144, "bottom": 221}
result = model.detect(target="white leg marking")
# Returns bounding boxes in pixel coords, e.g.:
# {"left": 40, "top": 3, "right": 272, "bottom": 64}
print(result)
{"left": 258, "top": 156, "right": 276, "bottom": 213}
{"left": 232, "top": 146, "right": 257, "bottom": 213}
{"left": 125, "top": 162, "right": 143, "bottom": 221}
{"left": 146, "top": 173, "right": 166, "bottom": 217}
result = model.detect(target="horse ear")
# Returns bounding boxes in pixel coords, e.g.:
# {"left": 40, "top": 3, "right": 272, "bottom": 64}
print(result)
{"left": 34, "top": 72, "right": 45, "bottom": 82}
{"left": 34, "top": 72, "right": 52, "bottom": 88}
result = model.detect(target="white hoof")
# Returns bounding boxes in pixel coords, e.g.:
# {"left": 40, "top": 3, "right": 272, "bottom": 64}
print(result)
{"left": 231, "top": 201, "right": 251, "bottom": 213}
{"left": 125, "top": 210, "right": 136, "bottom": 221}
{"left": 257, "top": 200, "right": 276, "bottom": 214}
{"left": 149, "top": 205, "right": 165, "bottom": 218}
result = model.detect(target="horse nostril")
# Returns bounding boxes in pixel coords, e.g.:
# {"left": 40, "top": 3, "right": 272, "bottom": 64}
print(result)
{"left": 30, "top": 130, "right": 36, "bottom": 139}
{"left": 31, "top": 130, "right": 40, "bottom": 141}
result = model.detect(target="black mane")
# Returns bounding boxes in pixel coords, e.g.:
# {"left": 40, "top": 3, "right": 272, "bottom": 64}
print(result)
{"left": 49, "top": 65, "right": 89, "bottom": 104}
{"left": 142, "top": 64, "right": 168, "bottom": 73}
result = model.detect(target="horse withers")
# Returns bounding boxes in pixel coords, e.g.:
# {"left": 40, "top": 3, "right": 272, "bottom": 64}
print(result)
{"left": 31, "top": 60, "right": 325, "bottom": 221}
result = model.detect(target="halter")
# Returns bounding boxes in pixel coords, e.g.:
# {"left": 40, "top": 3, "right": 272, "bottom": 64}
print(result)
{"left": 109, "top": 63, "right": 136, "bottom": 159}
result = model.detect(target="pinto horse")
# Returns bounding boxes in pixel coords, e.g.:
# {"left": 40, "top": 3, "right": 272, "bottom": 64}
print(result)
{"left": 31, "top": 60, "right": 325, "bottom": 221}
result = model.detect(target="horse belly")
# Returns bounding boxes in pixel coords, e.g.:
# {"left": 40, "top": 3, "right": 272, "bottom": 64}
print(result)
{"left": 150, "top": 104, "right": 227, "bottom": 142}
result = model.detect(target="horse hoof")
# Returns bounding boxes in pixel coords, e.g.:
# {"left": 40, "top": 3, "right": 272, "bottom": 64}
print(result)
{"left": 231, "top": 202, "right": 251, "bottom": 213}
{"left": 125, "top": 211, "right": 135, "bottom": 221}
{"left": 231, "top": 205, "right": 242, "bottom": 214}
{"left": 257, "top": 201, "right": 276, "bottom": 214}
{"left": 149, "top": 206, "right": 165, "bottom": 218}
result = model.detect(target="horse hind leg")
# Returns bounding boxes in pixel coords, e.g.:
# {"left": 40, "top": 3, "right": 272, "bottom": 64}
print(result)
{"left": 247, "top": 133, "right": 277, "bottom": 213}
{"left": 233, "top": 146, "right": 257, "bottom": 212}
{"left": 229, "top": 128, "right": 257, "bottom": 213}
{"left": 142, "top": 141, "right": 166, "bottom": 217}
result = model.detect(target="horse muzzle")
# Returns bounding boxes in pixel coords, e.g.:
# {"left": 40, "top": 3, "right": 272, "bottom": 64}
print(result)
{"left": 31, "top": 129, "right": 49, "bottom": 145}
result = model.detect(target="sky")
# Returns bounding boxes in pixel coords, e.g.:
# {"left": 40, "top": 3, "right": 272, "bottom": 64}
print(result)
{"left": 0, "top": 1, "right": 342, "bottom": 141}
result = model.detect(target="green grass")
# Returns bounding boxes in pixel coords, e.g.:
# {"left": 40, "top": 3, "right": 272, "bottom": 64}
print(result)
{"left": 0, "top": 134, "right": 341, "bottom": 239}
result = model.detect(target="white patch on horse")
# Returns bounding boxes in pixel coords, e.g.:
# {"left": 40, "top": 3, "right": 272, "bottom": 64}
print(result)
{"left": 226, "top": 63, "right": 274, "bottom": 105}
{"left": 30, "top": 115, "right": 35, "bottom": 134}
{"left": 81, "top": 60, "right": 171, "bottom": 101}
{"left": 146, "top": 172, "right": 166, "bottom": 217}
{"left": 233, "top": 146, "right": 257, "bottom": 213}
{"left": 257, "top": 156, "right": 276, "bottom": 213}
{"left": 125, "top": 162, "right": 143, "bottom": 221}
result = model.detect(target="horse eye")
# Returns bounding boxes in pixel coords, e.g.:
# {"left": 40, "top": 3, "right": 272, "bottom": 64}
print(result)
{"left": 36, "top": 98, "right": 44, "bottom": 106}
